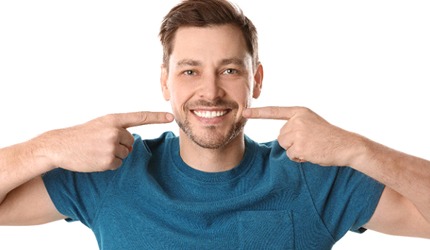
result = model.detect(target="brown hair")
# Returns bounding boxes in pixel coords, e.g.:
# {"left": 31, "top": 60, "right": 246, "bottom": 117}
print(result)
{"left": 159, "top": 0, "right": 259, "bottom": 69}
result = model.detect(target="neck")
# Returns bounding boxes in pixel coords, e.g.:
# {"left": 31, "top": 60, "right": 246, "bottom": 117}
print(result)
{"left": 179, "top": 131, "right": 245, "bottom": 173}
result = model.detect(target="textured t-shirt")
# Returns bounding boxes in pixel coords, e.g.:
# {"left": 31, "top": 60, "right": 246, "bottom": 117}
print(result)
{"left": 43, "top": 132, "right": 385, "bottom": 249}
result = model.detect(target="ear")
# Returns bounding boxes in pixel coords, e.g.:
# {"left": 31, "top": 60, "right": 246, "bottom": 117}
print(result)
{"left": 252, "top": 63, "right": 263, "bottom": 99}
{"left": 160, "top": 64, "right": 170, "bottom": 101}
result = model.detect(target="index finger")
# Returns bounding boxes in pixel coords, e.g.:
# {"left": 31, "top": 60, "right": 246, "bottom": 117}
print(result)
{"left": 113, "top": 111, "right": 174, "bottom": 128}
{"left": 243, "top": 106, "right": 298, "bottom": 120}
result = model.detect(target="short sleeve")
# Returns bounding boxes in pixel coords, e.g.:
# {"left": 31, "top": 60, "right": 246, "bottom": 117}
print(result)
{"left": 42, "top": 168, "right": 117, "bottom": 227}
{"left": 301, "top": 162, "right": 385, "bottom": 241}
{"left": 42, "top": 134, "right": 153, "bottom": 227}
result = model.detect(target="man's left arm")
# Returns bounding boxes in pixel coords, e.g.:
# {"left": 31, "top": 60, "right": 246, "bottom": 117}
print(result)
{"left": 354, "top": 138, "right": 430, "bottom": 237}
{"left": 243, "top": 106, "right": 430, "bottom": 238}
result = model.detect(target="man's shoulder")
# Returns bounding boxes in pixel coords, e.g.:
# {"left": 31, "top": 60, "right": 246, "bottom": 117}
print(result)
{"left": 133, "top": 131, "right": 177, "bottom": 142}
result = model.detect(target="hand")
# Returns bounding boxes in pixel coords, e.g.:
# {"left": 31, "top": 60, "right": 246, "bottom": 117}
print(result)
{"left": 37, "top": 111, "right": 174, "bottom": 172}
{"left": 243, "top": 106, "right": 362, "bottom": 167}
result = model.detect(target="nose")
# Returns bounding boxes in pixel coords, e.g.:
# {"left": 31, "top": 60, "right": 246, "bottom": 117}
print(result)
{"left": 197, "top": 74, "right": 225, "bottom": 100}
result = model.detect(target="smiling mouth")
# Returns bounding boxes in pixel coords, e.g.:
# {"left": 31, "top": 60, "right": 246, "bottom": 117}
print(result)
{"left": 192, "top": 110, "right": 229, "bottom": 118}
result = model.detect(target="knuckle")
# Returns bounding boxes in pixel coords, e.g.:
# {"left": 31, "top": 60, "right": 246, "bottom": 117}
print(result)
{"left": 137, "top": 112, "right": 149, "bottom": 123}
{"left": 302, "top": 107, "right": 314, "bottom": 115}
{"left": 106, "top": 128, "right": 121, "bottom": 142}
{"left": 119, "top": 147, "right": 130, "bottom": 159}
{"left": 277, "top": 137, "right": 289, "bottom": 149}
{"left": 296, "top": 106, "right": 310, "bottom": 114}
{"left": 293, "top": 144, "right": 305, "bottom": 155}
{"left": 286, "top": 150, "right": 296, "bottom": 160}
{"left": 103, "top": 114, "right": 117, "bottom": 124}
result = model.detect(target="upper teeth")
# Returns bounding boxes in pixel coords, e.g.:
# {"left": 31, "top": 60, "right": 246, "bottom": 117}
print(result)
{"left": 194, "top": 110, "right": 227, "bottom": 118}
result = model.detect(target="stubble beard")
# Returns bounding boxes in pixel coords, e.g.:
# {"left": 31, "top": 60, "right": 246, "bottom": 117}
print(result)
{"left": 176, "top": 100, "right": 247, "bottom": 149}
{"left": 177, "top": 116, "right": 246, "bottom": 149}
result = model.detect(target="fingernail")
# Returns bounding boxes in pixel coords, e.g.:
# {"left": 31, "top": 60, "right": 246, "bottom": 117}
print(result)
{"left": 166, "top": 113, "right": 174, "bottom": 121}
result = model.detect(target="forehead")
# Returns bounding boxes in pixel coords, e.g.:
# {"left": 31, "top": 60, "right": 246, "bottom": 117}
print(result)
{"left": 169, "top": 24, "right": 251, "bottom": 66}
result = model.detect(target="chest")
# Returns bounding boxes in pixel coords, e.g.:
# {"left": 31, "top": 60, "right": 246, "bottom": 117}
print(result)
{"left": 91, "top": 184, "right": 335, "bottom": 250}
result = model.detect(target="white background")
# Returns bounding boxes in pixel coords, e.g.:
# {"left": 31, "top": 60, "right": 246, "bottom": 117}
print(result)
{"left": 0, "top": 0, "right": 429, "bottom": 249}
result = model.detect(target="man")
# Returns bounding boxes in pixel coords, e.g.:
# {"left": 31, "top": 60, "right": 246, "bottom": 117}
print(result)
{"left": 1, "top": 0, "right": 429, "bottom": 249}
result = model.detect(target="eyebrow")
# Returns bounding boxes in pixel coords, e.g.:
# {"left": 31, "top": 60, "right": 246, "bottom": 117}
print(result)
{"left": 220, "top": 58, "right": 246, "bottom": 67}
{"left": 175, "top": 57, "right": 246, "bottom": 68}
{"left": 176, "top": 59, "right": 201, "bottom": 67}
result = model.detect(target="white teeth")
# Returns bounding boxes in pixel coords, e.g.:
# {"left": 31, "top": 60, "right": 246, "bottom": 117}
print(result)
{"left": 193, "top": 110, "right": 228, "bottom": 118}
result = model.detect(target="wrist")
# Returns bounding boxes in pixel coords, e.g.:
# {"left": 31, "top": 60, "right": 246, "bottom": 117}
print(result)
{"left": 27, "top": 132, "right": 59, "bottom": 173}
{"left": 345, "top": 133, "right": 373, "bottom": 170}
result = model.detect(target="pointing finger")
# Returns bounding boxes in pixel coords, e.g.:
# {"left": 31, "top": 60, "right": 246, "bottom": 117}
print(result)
{"left": 243, "top": 106, "right": 298, "bottom": 120}
{"left": 110, "top": 111, "right": 174, "bottom": 128}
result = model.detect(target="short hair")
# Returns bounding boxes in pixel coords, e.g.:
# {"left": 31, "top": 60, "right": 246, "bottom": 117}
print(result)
{"left": 159, "top": 0, "right": 259, "bottom": 69}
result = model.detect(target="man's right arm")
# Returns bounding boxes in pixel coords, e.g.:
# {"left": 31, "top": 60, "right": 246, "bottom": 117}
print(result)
{"left": 0, "top": 111, "right": 174, "bottom": 225}
{"left": 0, "top": 139, "right": 65, "bottom": 225}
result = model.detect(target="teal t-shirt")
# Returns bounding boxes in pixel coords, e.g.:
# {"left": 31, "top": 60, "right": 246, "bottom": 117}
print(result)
{"left": 43, "top": 132, "right": 384, "bottom": 249}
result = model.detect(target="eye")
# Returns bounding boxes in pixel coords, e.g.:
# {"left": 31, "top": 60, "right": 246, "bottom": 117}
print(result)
{"left": 183, "top": 70, "right": 196, "bottom": 76}
{"left": 223, "top": 68, "right": 239, "bottom": 75}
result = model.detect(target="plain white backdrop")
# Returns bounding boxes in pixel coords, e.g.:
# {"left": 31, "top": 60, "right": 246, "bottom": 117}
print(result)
{"left": 0, "top": 0, "right": 429, "bottom": 249}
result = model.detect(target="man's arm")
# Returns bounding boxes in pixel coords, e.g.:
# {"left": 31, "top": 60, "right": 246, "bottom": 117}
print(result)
{"left": 354, "top": 138, "right": 430, "bottom": 237}
{"left": 0, "top": 177, "right": 65, "bottom": 225}
{"left": 0, "top": 139, "right": 66, "bottom": 225}
{"left": 366, "top": 187, "right": 430, "bottom": 237}
{"left": 0, "top": 111, "right": 174, "bottom": 225}
{"left": 243, "top": 106, "right": 430, "bottom": 238}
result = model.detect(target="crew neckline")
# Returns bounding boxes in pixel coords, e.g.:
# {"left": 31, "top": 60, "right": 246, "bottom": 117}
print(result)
{"left": 169, "top": 136, "right": 257, "bottom": 183}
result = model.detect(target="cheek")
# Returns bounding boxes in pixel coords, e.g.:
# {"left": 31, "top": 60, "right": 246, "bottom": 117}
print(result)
{"left": 168, "top": 85, "right": 191, "bottom": 113}
{"left": 169, "top": 94, "right": 182, "bottom": 113}
{"left": 232, "top": 85, "right": 253, "bottom": 108}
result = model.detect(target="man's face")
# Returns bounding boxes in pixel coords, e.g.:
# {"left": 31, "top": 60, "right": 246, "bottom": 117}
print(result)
{"left": 161, "top": 24, "right": 262, "bottom": 149}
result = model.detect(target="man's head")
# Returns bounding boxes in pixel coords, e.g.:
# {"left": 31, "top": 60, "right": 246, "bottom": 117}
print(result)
{"left": 159, "top": 0, "right": 263, "bottom": 150}
{"left": 159, "top": 0, "right": 259, "bottom": 71}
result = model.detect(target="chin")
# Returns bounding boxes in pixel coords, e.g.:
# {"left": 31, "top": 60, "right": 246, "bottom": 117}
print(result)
{"left": 178, "top": 119, "right": 246, "bottom": 150}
